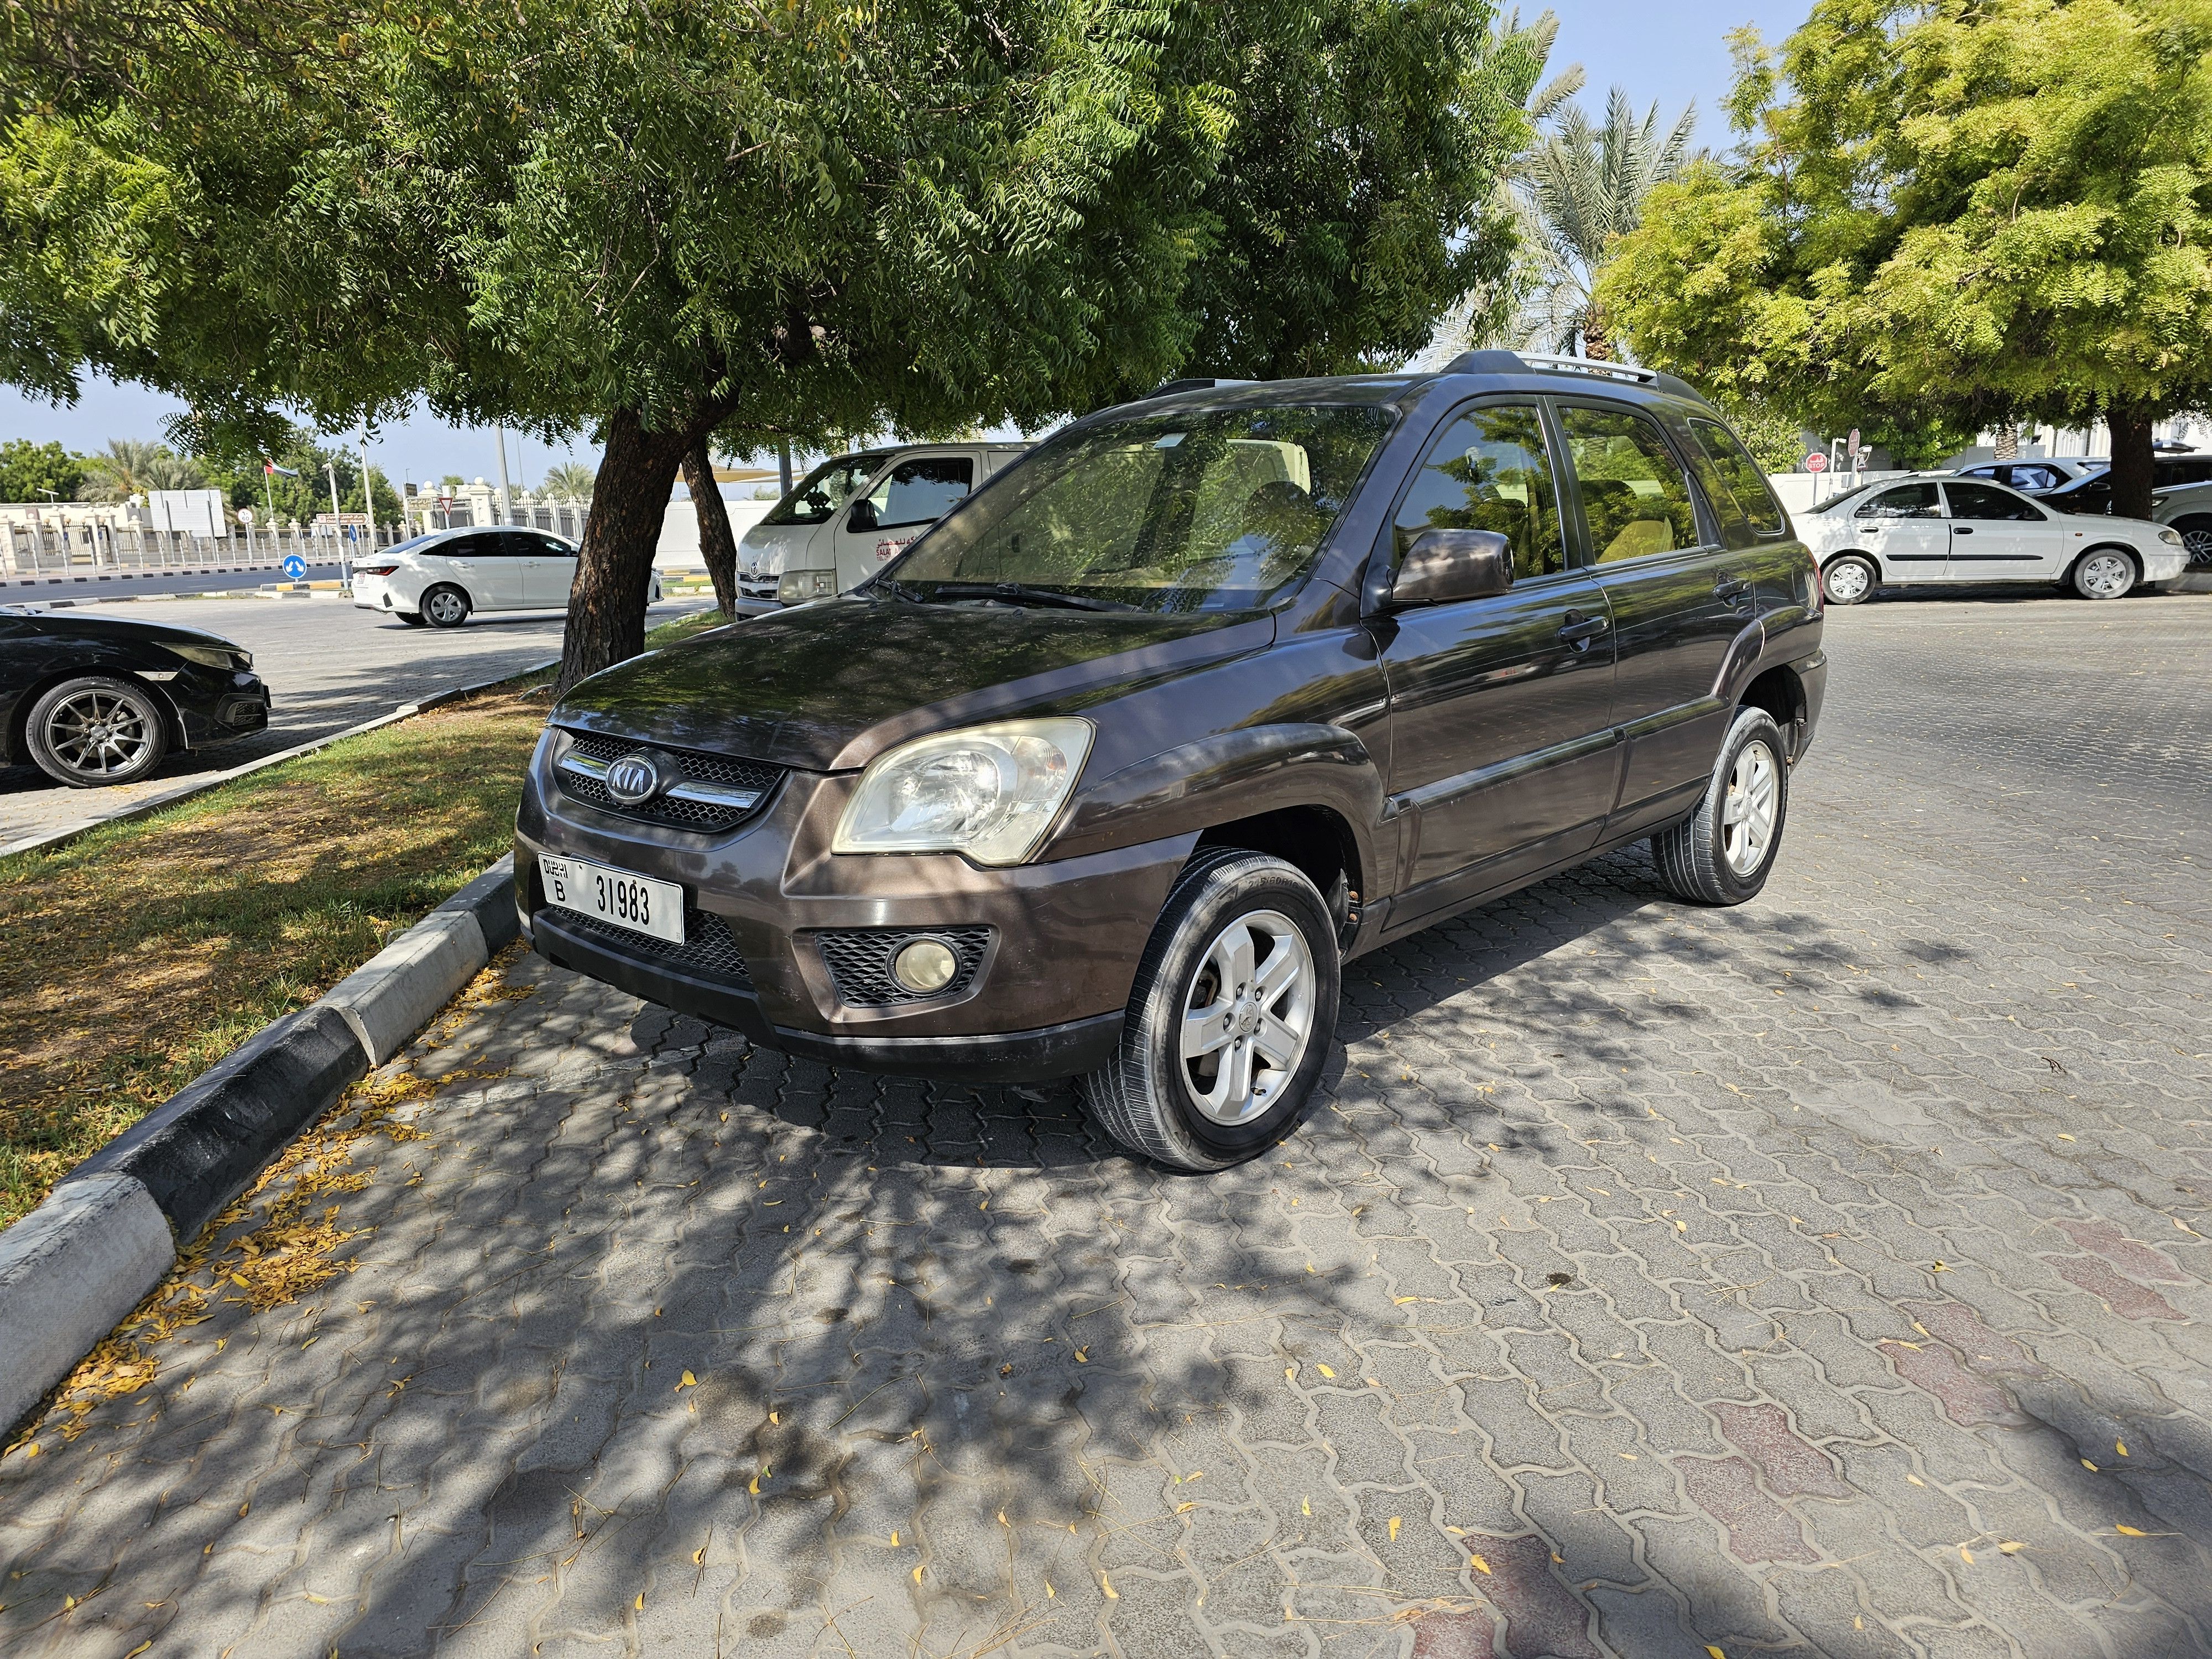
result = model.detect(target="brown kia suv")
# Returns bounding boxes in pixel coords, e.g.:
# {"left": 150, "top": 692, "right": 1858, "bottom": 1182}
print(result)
{"left": 515, "top": 352, "right": 1825, "bottom": 1169}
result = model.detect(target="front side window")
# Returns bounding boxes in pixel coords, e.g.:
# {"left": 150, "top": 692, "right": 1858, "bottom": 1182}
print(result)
{"left": 1559, "top": 404, "right": 1702, "bottom": 562}
{"left": 865, "top": 457, "right": 974, "bottom": 529}
{"left": 1392, "top": 402, "right": 1563, "bottom": 580}
{"left": 1856, "top": 483, "right": 1943, "bottom": 519}
{"left": 893, "top": 404, "right": 1394, "bottom": 613}
{"left": 764, "top": 452, "right": 890, "bottom": 525}
{"left": 1943, "top": 482, "right": 2043, "bottom": 522}
{"left": 1687, "top": 418, "right": 1787, "bottom": 542}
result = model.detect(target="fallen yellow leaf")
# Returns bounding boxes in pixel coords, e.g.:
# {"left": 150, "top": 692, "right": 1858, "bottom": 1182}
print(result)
{"left": 1387, "top": 1516, "right": 1402, "bottom": 1542}
{"left": 912, "top": 1564, "right": 924, "bottom": 1584}
{"left": 889, "top": 1531, "right": 899, "bottom": 1547}
{"left": 2116, "top": 1441, "right": 2127, "bottom": 1457}
{"left": 1960, "top": 1546, "right": 1974, "bottom": 1564}
{"left": 1317, "top": 1363, "right": 1336, "bottom": 1378}
{"left": 2083, "top": 1460, "right": 2099, "bottom": 1471}
{"left": 1102, "top": 1572, "right": 1118, "bottom": 1600}
{"left": 1393, "top": 1295, "right": 1418, "bottom": 1305}
{"left": 1707, "top": 1647, "right": 1726, "bottom": 1659}
{"left": 1999, "top": 1541, "right": 2024, "bottom": 1554}
{"left": 1177, "top": 1502, "right": 1195, "bottom": 1514}
{"left": 635, "top": 1592, "right": 644, "bottom": 1611}
{"left": 676, "top": 1371, "right": 697, "bottom": 1391}
{"left": 1285, "top": 1366, "right": 1296, "bottom": 1381}
{"left": 1470, "top": 1554, "right": 1491, "bottom": 1575}
{"left": 2115, "top": 1524, "right": 2147, "bottom": 1537}
{"left": 1302, "top": 1496, "right": 1312, "bottom": 1517}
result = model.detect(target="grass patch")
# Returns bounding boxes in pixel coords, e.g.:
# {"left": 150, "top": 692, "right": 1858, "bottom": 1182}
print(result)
{"left": 0, "top": 606, "right": 725, "bottom": 1227}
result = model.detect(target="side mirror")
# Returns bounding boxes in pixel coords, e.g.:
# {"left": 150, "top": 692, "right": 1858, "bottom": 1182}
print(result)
{"left": 1386, "top": 528, "right": 1515, "bottom": 608}
{"left": 847, "top": 498, "right": 879, "bottom": 531}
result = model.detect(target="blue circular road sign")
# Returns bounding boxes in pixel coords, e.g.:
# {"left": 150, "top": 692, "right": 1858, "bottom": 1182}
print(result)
{"left": 281, "top": 554, "right": 308, "bottom": 580}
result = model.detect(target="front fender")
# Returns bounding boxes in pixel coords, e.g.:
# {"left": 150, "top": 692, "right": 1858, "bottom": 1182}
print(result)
{"left": 1047, "top": 721, "right": 1385, "bottom": 873}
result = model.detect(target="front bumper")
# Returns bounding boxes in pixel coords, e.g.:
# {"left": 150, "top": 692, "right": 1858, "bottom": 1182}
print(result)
{"left": 173, "top": 669, "right": 270, "bottom": 748}
{"left": 513, "top": 745, "right": 1195, "bottom": 1082}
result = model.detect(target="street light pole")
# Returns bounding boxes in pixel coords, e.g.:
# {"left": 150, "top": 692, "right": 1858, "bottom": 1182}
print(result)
{"left": 494, "top": 422, "right": 514, "bottom": 526}
{"left": 326, "top": 461, "right": 343, "bottom": 566}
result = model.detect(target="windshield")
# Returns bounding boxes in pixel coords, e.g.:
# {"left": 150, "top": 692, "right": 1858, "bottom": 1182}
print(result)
{"left": 764, "top": 452, "right": 890, "bottom": 526}
{"left": 889, "top": 404, "right": 1394, "bottom": 613}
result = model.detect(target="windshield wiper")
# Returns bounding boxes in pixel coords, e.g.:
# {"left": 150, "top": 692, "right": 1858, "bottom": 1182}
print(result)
{"left": 868, "top": 575, "right": 921, "bottom": 603}
{"left": 924, "top": 581, "right": 1138, "bottom": 613}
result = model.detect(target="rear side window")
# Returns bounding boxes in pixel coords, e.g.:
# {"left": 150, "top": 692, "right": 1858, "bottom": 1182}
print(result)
{"left": 1856, "top": 483, "right": 1942, "bottom": 519}
{"left": 1558, "top": 404, "right": 1702, "bottom": 562}
{"left": 1687, "top": 418, "right": 1787, "bottom": 542}
{"left": 1392, "top": 403, "right": 1564, "bottom": 579}
{"left": 865, "top": 456, "right": 974, "bottom": 529}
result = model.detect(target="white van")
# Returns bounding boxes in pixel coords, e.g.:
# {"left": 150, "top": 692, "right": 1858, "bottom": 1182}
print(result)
{"left": 736, "top": 442, "right": 1030, "bottom": 607}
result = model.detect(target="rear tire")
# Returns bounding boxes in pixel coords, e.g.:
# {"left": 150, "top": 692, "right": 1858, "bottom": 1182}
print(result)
{"left": 1820, "top": 555, "right": 1876, "bottom": 606}
{"left": 2070, "top": 547, "right": 2136, "bottom": 599}
{"left": 421, "top": 585, "right": 472, "bottom": 628}
{"left": 395, "top": 609, "right": 427, "bottom": 628}
{"left": 1081, "top": 851, "right": 1339, "bottom": 1171}
{"left": 1652, "top": 707, "right": 1790, "bottom": 906}
{"left": 25, "top": 675, "right": 171, "bottom": 788}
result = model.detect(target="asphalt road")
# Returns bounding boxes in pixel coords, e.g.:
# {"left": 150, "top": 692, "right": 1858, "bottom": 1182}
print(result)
{"left": 0, "top": 558, "right": 348, "bottom": 601}
{"left": 0, "top": 592, "right": 708, "bottom": 846}
{"left": 6, "top": 588, "right": 2210, "bottom": 1656}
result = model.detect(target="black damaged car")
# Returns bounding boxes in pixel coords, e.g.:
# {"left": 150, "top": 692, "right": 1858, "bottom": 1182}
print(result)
{"left": 0, "top": 606, "right": 269, "bottom": 787}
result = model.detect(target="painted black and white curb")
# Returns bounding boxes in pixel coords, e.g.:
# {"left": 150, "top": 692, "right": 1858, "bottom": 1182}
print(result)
{"left": 0, "top": 855, "right": 521, "bottom": 1433}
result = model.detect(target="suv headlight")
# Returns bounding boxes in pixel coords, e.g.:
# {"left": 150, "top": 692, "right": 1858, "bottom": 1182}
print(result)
{"left": 833, "top": 718, "right": 1094, "bottom": 866}
{"left": 166, "top": 643, "right": 251, "bottom": 670}
{"left": 778, "top": 568, "right": 837, "bottom": 602}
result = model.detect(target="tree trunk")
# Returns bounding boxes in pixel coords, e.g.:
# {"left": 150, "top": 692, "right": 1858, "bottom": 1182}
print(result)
{"left": 1579, "top": 305, "right": 1611, "bottom": 362}
{"left": 2106, "top": 401, "right": 2157, "bottom": 521}
{"left": 682, "top": 436, "right": 739, "bottom": 620}
{"left": 1992, "top": 422, "right": 2018, "bottom": 461}
{"left": 556, "top": 407, "right": 694, "bottom": 696}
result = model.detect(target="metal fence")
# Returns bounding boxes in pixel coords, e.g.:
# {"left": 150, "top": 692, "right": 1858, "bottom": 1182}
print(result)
{"left": 2, "top": 519, "right": 414, "bottom": 580}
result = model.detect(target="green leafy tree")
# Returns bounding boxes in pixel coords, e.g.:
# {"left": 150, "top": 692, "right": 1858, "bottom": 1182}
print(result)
{"left": 539, "top": 461, "right": 596, "bottom": 500}
{"left": 0, "top": 437, "right": 84, "bottom": 502}
{"left": 1597, "top": 0, "right": 2212, "bottom": 509}
{"left": 6, "top": 0, "right": 1549, "bottom": 690}
{"left": 77, "top": 437, "right": 205, "bottom": 500}
{"left": 1516, "top": 87, "right": 1698, "bottom": 359}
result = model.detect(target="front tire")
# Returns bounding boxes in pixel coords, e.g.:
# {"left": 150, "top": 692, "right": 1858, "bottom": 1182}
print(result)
{"left": 1820, "top": 555, "right": 1877, "bottom": 607}
{"left": 421, "top": 584, "right": 472, "bottom": 628}
{"left": 395, "top": 609, "right": 427, "bottom": 628}
{"left": 2070, "top": 547, "right": 2136, "bottom": 600}
{"left": 1652, "top": 707, "right": 1790, "bottom": 906}
{"left": 1081, "top": 851, "right": 1340, "bottom": 1171}
{"left": 25, "top": 675, "right": 171, "bottom": 788}
{"left": 2171, "top": 515, "right": 2212, "bottom": 567}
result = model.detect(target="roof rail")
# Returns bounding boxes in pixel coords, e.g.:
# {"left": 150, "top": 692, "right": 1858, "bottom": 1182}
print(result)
{"left": 1437, "top": 349, "right": 1702, "bottom": 403}
{"left": 1148, "top": 377, "right": 1258, "bottom": 398}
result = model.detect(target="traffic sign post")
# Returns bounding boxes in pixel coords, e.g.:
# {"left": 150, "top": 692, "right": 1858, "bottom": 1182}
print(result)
{"left": 281, "top": 554, "right": 308, "bottom": 582}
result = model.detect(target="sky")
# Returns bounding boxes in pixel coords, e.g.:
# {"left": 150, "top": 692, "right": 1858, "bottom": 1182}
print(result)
{"left": 0, "top": 1, "right": 1812, "bottom": 494}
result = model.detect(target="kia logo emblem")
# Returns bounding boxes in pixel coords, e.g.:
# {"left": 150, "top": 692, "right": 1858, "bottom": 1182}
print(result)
{"left": 605, "top": 753, "right": 665, "bottom": 805}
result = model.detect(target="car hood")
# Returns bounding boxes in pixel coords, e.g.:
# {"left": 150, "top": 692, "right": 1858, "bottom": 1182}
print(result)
{"left": 736, "top": 523, "right": 820, "bottom": 576}
{"left": 19, "top": 610, "right": 246, "bottom": 654}
{"left": 553, "top": 596, "right": 1275, "bottom": 771}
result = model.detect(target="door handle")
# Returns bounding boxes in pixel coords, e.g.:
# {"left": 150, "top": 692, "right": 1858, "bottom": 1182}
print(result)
{"left": 1714, "top": 576, "right": 1751, "bottom": 601}
{"left": 1952, "top": 526, "right": 1974, "bottom": 535}
{"left": 1557, "top": 612, "right": 1610, "bottom": 647}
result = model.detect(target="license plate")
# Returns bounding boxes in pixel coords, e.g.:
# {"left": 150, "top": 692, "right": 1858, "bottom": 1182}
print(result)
{"left": 539, "top": 855, "right": 685, "bottom": 945}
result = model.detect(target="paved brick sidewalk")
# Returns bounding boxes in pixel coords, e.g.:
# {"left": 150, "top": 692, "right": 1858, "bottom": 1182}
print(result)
{"left": 3, "top": 593, "right": 2208, "bottom": 1658}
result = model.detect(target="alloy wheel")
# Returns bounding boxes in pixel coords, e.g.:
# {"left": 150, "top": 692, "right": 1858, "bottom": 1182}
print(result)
{"left": 2078, "top": 551, "right": 2132, "bottom": 599}
{"left": 1823, "top": 559, "right": 1871, "bottom": 604}
{"left": 2182, "top": 525, "right": 2212, "bottom": 568}
{"left": 426, "top": 589, "right": 468, "bottom": 625}
{"left": 44, "top": 688, "right": 158, "bottom": 780}
{"left": 1720, "top": 740, "right": 1779, "bottom": 877}
{"left": 1179, "top": 909, "right": 1317, "bottom": 1126}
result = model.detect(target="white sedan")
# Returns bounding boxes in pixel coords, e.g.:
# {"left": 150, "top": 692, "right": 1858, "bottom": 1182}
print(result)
{"left": 351, "top": 527, "right": 659, "bottom": 628}
{"left": 1800, "top": 474, "right": 2186, "bottom": 606}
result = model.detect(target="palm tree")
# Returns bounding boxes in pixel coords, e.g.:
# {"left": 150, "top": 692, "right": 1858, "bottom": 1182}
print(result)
{"left": 77, "top": 439, "right": 205, "bottom": 501}
{"left": 1516, "top": 86, "right": 1699, "bottom": 360}
{"left": 540, "top": 460, "right": 597, "bottom": 500}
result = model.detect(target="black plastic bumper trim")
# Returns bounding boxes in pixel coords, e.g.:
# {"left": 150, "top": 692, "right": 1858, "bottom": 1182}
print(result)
{"left": 531, "top": 910, "right": 1121, "bottom": 1083}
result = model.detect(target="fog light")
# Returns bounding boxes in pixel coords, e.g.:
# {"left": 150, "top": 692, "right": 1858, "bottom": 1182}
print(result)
{"left": 891, "top": 938, "right": 959, "bottom": 994}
